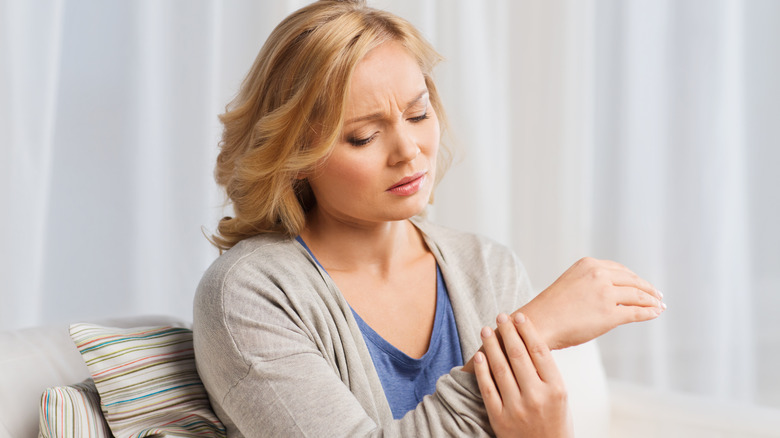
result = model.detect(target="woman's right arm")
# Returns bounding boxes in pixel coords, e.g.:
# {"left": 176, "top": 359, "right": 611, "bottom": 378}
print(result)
{"left": 194, "top": 257, "right": 495, "bottom": 437}
{"left": 474, "top": 313, "right": 573, "bottom": 438}
{"left": 458, "top": 255, "right": 662, "bottom": 436}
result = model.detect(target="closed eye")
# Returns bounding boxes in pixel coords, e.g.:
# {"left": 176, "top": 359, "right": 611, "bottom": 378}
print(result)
{"left": 347, "top": 132, "right": 377, "bottom": 147}
{"left": 408, "top": 113, "right": 429, "bottom": 123}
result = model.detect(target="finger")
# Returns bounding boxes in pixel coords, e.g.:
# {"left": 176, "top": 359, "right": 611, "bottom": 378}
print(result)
{"left": 495, "top": 313, "right": 538, "bottom": 390}
{"left": 607, "top": 269, "right": 662, "bottom": 301}
{"left": 513, "top": 313, "right": 564, "bottom": 384}
{"left": 481, "top": 326, "right": 521, "bottom": 406}
{"left": 614, "top": 303, "right": 663, "bottom": 325}
{"left": 612, "top": 285, "right": 665, "bottom": 310}
{"left": 474, "top": 351, "right": 504, "bottom": 417}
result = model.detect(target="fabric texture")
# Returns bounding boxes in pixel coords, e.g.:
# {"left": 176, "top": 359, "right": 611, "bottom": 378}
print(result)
{"left": 38, "top": 379, "right": 113, "bottom": 438}
{"left": 69, "top": 324, "right": 226, "bottom": 438}
{"left": 193, "top": 217, "right": 535, "bottom": 437}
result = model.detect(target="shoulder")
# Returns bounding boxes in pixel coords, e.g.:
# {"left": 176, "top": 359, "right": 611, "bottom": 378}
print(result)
{"left": 200, "top": 233, "right": 314, "bottom": 285}
{"left": 192, "top": 234, "right": 339, "bottom": 411}
{"left": 194, "top": 233, "right": 320, "bottom": 313}
{"left": 193, "top": 232, "right": 330, "bottom": 350}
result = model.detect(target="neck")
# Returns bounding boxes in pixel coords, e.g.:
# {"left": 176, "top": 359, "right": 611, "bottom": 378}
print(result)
{"left": 299, "top": 207, "right": 426, "bottom": 274}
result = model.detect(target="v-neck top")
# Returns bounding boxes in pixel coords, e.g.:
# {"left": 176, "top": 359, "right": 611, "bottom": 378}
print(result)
{"left": 193, "top": 216, "right": 536, "bottom": 436}
{"left": 295, "top": 236, "right": 464, "bottom": 419}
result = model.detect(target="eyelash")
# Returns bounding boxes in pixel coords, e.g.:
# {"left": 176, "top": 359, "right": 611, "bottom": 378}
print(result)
{"left": 409, "top": 113, "right": 430, "bottom": 123}
{"left": 347, "top": 112, "right": 430, "bottom": 147}
{"left": 348, "top": 134, "right": 376, "bottom": 147}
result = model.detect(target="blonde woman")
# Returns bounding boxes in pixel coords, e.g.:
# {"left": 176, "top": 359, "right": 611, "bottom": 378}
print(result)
{"left": 193, "top": 1, "right": 665, "bottom": 436}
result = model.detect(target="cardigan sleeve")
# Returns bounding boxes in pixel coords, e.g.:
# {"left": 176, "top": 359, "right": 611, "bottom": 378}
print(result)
{"left": 193, "top": 241, "right": 495, "bottom": 438}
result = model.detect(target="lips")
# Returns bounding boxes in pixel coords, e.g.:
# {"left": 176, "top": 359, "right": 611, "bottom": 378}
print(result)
{"left": 387, "top": 171, "right": 427, "bottom": 196}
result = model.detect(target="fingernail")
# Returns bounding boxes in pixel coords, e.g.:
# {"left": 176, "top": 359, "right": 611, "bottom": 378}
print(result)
{"left": 657, "top": 289, "right": 664, "bottom": 299}
{"left": 475, "top": 352, "right": 484, "bottom": 364}
{"left": 497, "top": 313, "right": 508, "bottom": 324}
{"left": 481, "top": 326, "right": 492, "bottom": 338}
{"left": 661, "top": 302, "right": 667, "bottom": 310}
{"left": 513, "top": 313, "right": 526, "bottom": 324}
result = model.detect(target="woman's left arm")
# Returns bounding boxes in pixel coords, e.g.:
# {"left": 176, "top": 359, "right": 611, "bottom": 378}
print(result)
{"left": 462, "top": 255, "right": 663, "bottom": 373}
{"left": 517, "top": 256, "right": 664, "bottom": 350}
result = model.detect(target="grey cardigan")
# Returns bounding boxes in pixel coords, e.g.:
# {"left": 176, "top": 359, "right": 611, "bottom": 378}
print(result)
{"left": 193, "top": 218, "right": 534, "bottom": 437}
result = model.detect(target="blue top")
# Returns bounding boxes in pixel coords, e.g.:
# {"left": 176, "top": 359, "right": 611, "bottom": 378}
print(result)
{"left": 295, "top": 236, "right": 464, "bottom": 419}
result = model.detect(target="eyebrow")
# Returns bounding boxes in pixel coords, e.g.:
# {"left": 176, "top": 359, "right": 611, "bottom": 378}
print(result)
{"left": 344, "top": 89, "right": 429, "bottom": 125}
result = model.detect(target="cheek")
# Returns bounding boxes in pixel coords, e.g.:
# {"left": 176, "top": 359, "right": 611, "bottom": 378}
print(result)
{"left": 316, "top": 151, "right": 378, "bottom": 191}
{"left": 422, "top": 115, "right": 441, "bottom": 158}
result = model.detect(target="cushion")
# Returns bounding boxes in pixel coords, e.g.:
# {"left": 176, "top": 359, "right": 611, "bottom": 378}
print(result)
{"left": 0, "top": 315, "right": 190, "bottom": 438}
{"left": 38, "top": 379, "right": 113, "bottom": 438}
{"left": 69, "top": 323, "right": 225, "bottom": 438}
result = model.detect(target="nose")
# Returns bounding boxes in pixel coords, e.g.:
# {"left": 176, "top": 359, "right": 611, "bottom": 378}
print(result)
{"left": 387, "top": 126, "right": 420, "bottom": 166}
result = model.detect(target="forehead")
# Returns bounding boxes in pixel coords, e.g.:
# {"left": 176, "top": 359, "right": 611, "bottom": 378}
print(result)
{"left": 346, "top": 41, "right": 426, "bottom": 116}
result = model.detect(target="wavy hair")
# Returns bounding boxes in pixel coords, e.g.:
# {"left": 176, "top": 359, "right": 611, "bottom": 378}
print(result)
{"left": 211, "top": 0, "right": 450, "bottom": 250}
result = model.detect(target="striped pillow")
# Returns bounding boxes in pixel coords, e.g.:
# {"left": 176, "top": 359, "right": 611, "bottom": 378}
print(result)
{"left": 69, "top": 324, "right": 226, "bottom": 438}
{"left": 39, "top": 379, "right": 113, "bottom": 438}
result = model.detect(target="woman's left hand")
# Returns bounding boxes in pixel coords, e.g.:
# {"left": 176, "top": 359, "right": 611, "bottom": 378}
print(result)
{"left": 473, "top": 313, "right": 573, "bottom": 438}
{"left": 518, "top": 257, "right": 664, "bottom": 350}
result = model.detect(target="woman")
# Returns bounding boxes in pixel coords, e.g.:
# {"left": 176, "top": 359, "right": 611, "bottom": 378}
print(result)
{"left": 193, "top": 1, "right": 665, "bottom": 436}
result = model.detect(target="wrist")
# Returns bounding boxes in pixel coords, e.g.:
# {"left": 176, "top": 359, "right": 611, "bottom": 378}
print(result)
{"left": 513, "top": 303, "right": 558, "bottom": 350}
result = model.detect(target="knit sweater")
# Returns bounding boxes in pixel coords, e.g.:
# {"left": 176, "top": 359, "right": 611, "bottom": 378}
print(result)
{"left": 193, "top": 218, "right": 534, "bottom": 437}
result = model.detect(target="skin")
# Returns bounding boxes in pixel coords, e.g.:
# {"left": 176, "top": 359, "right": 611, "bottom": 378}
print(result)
{"left": 475, "top": 313, "right": 573, "bottom": 438}
{"left": 299, "top": 39, "right": 666, "bottom": 435}
{"left": 300, "top": 40, "right": 440, "bottom": 359}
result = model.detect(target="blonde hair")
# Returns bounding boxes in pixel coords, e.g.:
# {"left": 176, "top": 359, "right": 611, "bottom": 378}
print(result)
{"left": 212, "top": 0, "right": 450, "bottom": 250}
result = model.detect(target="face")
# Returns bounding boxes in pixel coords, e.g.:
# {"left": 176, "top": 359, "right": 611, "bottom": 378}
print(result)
{"left": 306, "top": 40, "right": 440, "bottom": 228}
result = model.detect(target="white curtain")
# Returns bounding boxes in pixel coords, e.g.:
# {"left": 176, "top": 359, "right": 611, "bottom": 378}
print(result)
{"left": 424, "top": 0, "right": 780, "bottom": 412}
{"left": 2, "top": 0, "right": 778, "bottom": 423}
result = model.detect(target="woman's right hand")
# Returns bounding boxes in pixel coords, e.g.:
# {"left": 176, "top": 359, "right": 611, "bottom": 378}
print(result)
{"left": 474, "top": 313, "right": 573, "bottom": 438}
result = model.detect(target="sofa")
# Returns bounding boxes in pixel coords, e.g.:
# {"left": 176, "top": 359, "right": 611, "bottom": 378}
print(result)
{"left": 1, "top": 316, "right": 193, "bottom": 438}
{"left": 3, "top": 316, "right": 778, "bottom": 438}
{"left": 1, "top": 315, "right": 615, "bottom": 438}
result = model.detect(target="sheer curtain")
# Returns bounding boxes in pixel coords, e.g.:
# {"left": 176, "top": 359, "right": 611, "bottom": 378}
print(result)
{"left": 2, "top": 0, "right": 778, "bottom": 426}
{"left": 0, "top": 1, "right": 297, "bottom": 330}
{"left": 426, "top": 0, "right": 780, "bottom": 413}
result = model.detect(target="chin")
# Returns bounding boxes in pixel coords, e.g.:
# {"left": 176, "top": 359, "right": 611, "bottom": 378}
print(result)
{"left": 384, "top": 199, "right": 430, "bottom": 221}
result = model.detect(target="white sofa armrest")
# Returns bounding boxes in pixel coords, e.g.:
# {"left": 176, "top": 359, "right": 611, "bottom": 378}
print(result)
{"left": 0, "top": 315, "right": 188, "bottom": 438}
{"left": 609, "top": 380, "right": 780, "bottom": 438}
{"left": 553, "top": 340, "right": 611, "bottom": 438}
